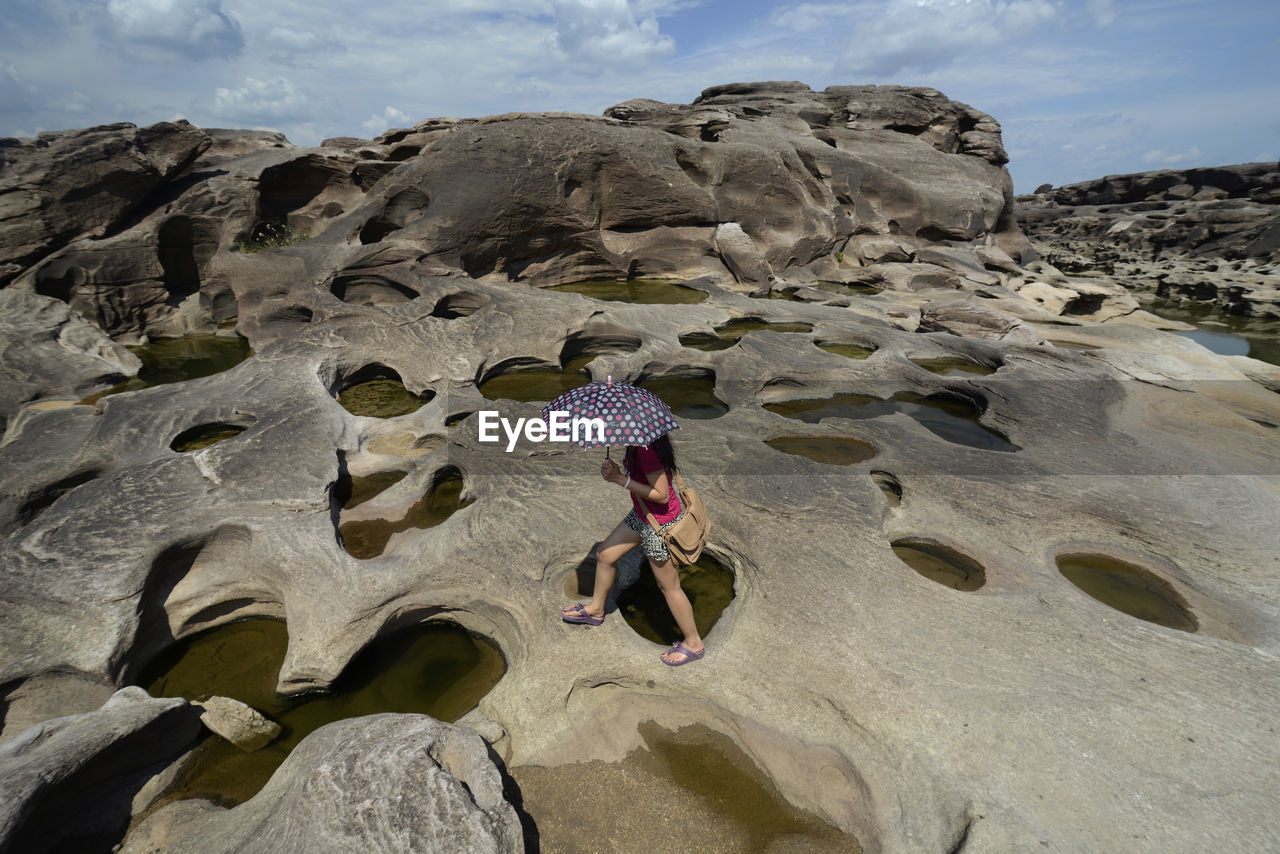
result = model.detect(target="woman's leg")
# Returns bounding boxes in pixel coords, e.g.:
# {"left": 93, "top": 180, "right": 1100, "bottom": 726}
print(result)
{"left": 650, "top": 557, "right": 705, "bottom": 663}
{"left": 563, "top": 520, "right": 641, "bottom": 619}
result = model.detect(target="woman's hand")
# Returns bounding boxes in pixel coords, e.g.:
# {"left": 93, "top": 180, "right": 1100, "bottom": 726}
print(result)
{"left": 601, "top": 459, "right": 626, "bottom": 486}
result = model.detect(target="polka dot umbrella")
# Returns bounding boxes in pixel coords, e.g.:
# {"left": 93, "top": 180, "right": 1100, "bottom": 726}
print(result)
{"left": 542, "top": 375, "right": 680, "bottom": 456}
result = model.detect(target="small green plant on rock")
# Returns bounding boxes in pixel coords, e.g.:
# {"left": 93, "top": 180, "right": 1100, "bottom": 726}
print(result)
{"left": 236, "top": 221, "right": 308, "bottom": 254}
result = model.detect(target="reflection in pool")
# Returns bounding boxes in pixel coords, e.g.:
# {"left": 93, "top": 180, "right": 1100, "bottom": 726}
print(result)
{"left": 80, "top": 335, "right": 252, "bottom": 404}
{"left": 639, "top": 375, "right": 728, "bottom": 420}
{"left": 479, "top": 355, "right": 595, "bottom": 402}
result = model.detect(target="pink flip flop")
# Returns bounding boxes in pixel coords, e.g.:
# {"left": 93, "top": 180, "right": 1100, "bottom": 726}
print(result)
{"left": 561, "top": 602, "right": 604, "bottom": 626}
{"left": 661, "top": 641, "right": 705, "bottom": 666}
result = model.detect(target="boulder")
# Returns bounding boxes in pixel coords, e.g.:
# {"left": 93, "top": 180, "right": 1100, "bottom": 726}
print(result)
{"left": 194, "top": 696, "right": 281, "bottom": 752}
{"left": 122, "top": 714, "right": 523, "bottom": 854}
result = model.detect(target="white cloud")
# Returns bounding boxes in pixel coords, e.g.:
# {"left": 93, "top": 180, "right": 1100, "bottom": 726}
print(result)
{"left": 213, "top": 74, "right": 314, "bottom": 124}
{"left": 0, "top": 60, "right": 39, "bottom": 113}
{"left": 838, "top": 0, "right": 1059, "bottom": 77}
{"left": 1086, "top": 0, "right": 1116, "bottom": 27}
{"left": 107, "top": 0, "right": 244, "bottom": 58}
{"left": 362, "top": 106, "right": 413, "bottom": 135}
{"left": 1142, "top": 145, "right": 1204, "bottom": 166}
{"left": 550, "top": 0, "right": 676, "bottom": 65}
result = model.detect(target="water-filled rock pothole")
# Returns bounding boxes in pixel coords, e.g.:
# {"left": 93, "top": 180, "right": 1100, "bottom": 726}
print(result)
{"left": 619, "top": 553, "right": 734, "bottom": 645}
{"left": 511, "top": 722, "right": 861, "bottom": 853}
{"left": 765, "top": 436, "right": 878, "bottom": 466}
{"left": 817, "top": 341, "right": 876, "bottom": 360}
{"left": 680, "top": 318, "right": 813, "bottom": 351}
{"left": 1056, "top": 553, "right": 1198, "bottom": 632}
{"left": 136, "top": 617, "right": 505, "bottom": 806}
{"left": 891, "top": 539, "right": 986, "bottom": 591}
{"left": 639, "top": 374, "right": 728, "bottom": 420}
{"left": 336, "top": 365, "right": 434, "bottom": 418}
{"left": 478, "top": 355, "right": 594, "bottom": 402}
{"left": 545, "top": 279, "right": 708, "bottom": 304}
{"left": 339, "top": 468, "right": 471, "bottom": 559}
{"left": 911, "top": 357, "right": 998, "bottom": 376}
{"left": 169, "top": 423, "right": 250, "bottom": 453}
{"left": 79, "top": 335, "right": 252, "bottom": 404}
{"left": 765, "top": 391, "right": 1018, "bottom": 452}
{"left": 333, "top": 470, "right": 407, "bottom": 509}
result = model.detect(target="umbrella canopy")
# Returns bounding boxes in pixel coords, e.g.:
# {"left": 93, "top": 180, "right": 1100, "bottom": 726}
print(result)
{"left": 541, "top": 376, "right": 679, "bottom": 449}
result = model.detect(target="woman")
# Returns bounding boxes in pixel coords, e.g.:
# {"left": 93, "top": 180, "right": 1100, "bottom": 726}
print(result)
{"left": 560, "top": 435, "right": 706, "bottom": 666}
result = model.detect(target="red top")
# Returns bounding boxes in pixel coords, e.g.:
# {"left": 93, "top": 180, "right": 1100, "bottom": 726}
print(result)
{"left": 626, "top": 445, "right": 681, "bottom": 524}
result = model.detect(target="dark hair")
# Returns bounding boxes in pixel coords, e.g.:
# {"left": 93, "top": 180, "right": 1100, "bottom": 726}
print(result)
{"left": 625, "top": 434, "right": 677, "bottom": 477}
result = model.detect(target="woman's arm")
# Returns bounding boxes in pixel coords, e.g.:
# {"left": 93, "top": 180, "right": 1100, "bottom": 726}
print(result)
{"left": 601, "top": 460, "right": 670, "bottom": 503}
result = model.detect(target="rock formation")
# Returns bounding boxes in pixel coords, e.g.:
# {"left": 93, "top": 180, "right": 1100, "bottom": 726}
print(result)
{"left": 1, "top": 82, "right": 1278, "bottom": 853}
{"left": 1018, "top": 162, "right": 1280, "bottom": 316}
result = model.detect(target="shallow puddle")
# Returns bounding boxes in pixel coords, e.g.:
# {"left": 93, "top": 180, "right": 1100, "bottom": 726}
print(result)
{"left": 338, "top": 377, "right": 434, "bottom": 418}
{"left": 639, "top": 375, "right": 728, "bottom": 420}
{"left": 615, "top": 553, "right": 735, "bottom": 645}
{"left": 911, "top": 357, "right": 997, "bottom": 376}
{"left": 891, "top": 540, "right": 986, "bottom": 591}
{"left": 818, "top": 342, "right": 876, "bottom": 360}
{"left": 339, "top": 470, "right": 472, "bottom": 559}
{"left": 511, "top": 722, "right": 860, "bottom": 853}
{"left": 79, "top": 335, "right": 252, "bottom": 404}
{"left": 765, "top": 436, "right": 878, "bottom": 466}
{"left": 765, "top": 391, "right": 1018, "bottom": 452}
{"left": 1056, "top": 553, "right": 1197, "bottom": 632}
{"left": 545, "top": 279, "right": 708, "bottom": 304}
{"left": 137, "top": 618, "right": 504, "bottom": 806}
{"left": 680, "top": 318, "right": 813, "bottom": 351}
{"left": 478, "top": 355, "right": 594, "bottom": 402}
{"left": 333, "top": 470, "right": 407, "bottom": 509}
{"left": 170, "top": 423, "right": 248, "bottom": 452}
{"left": 1143, "top": 299, "right": 1280, "bottom": 366}
{"left": 810, "top": 281, "right": 881, "bottom": 296}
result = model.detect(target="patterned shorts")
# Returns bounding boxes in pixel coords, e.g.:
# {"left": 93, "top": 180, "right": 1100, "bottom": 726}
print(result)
{"left": 624, "top": 508, "right": 685, "bottom": 563}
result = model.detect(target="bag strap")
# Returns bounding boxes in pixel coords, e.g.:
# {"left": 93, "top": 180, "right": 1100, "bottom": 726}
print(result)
{"left": 643, "top": 467, "right": 685, "bottom": 535}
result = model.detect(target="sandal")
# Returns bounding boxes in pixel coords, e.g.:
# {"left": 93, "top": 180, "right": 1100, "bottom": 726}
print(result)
{"left": 561, "top": 602, "right": 604, "bottom": 626}
{"left": 661, "top": 641, "right": 705, "bottom": 666}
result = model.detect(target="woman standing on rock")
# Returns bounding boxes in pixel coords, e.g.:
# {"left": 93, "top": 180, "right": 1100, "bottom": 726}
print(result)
{"left": 560, "top": 435, "right": 706, "bottom": 666}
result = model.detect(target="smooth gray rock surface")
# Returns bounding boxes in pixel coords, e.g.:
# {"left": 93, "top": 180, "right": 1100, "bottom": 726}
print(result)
{"left": 1, "top": 83, "right": 1279, "bottom": 853}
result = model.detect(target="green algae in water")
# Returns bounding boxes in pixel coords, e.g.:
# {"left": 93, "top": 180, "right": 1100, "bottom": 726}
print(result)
{"left": 680, "top": 319, "right": 814, "bottom": 351}
{"left": 891, "top": 540, "right": 986, "bottom": 591}
{"left": 617, "top": 553, "right": 734, "bottom": 645}
{"left": 765, "top": 391, "right": 1019, "bottom": 452}
{"left": 545, "top": 279, "right": 708, "bottom": 304}
{"left": 765, "top": 435, "right": 878, "bottom": 466}
{"left": 80, "top": 335, "right": 252, "bottom": 404}
{"left": 340, "top": 471, "right": 472, "bottom": 559}
{"left": 818, "top": 342, "right": 876, "bottom": 360}
{"left": 333, "top": 470, "right": 408, "bottom": 509}
{"left": 478, "top": 355, "right": 594, "bottom": 402}
{"left": 911, "top": 357, "right": 997, "bottom": 376}
{"left": 511, "top": 722, "right": 861, "bottom": 854}
{"left": 1056, "top": 554, "right": 1197, "bottom": 632}
{"left": 338, "top": 378, "right": 434, "bottom": 418}
{"left": 639, "top": 375, "right": 727, "bottom": 420}
{"left": 170, "top": 423, "right": 248, "bottom": 452}
{"left": 139, "top": 618, "right": 505, "bottom": 806}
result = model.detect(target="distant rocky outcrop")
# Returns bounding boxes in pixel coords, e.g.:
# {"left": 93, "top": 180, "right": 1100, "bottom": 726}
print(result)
{"left": 1018, "top": 162, "right": 1280, "bottom": 316}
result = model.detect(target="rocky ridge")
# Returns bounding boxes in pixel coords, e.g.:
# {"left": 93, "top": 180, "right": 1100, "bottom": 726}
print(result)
{"left": 0, "top": 82, "right": 1278, "bottom": 853}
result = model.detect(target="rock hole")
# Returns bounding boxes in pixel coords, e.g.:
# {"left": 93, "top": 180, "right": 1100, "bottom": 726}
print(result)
{"left": 157, "top": 215, "right": 215, "bottom": 307}
{"left": 170, "top": 422, "right": 250, "bottom": 452}
{"left": 339, "top": 467, "right": 472, "bottom": 559}
{"left": 430, "top": 291, "right": 490, "bottom": 319}
{"left": 681, "top": 318, "right": 813, "bottom": 351}
{"left": 1056, "top": 553, "right": 1198, "bottom": 632}
{"left": 639, "top": 371, "right": 727, "bottom": 420}
{"left": 336, "top": 365, "right": 435, "bottom": 418}
{"left": 330, "top": 275, "right": 419, "bottom": 306}
{"left": 765, "top": 436, "right": 878, "bottom": 466}
{"left": 870, "top": 471, "right": 902, "bottom": 506}
{"left": 817, "top": 341, "right": 876, "bottom": 360}
{"left": 11, "top": 468, "right": 103, "bottom": 530}
{"left": 891, "top": 539, "right": 986, "bottom": 591}
{"left": 478, "top": 355, "right": 595, "bottom": 402}
{"left": 562, "top": 327, "right": 643, "bottom": 360}
{"left": 134, "top": 617, "right": 504, "bottom": 806}
{"left": 545, "top": 280, "right": 708, "bottom": 304}
{"left": 332, "top": 470, "right": 408, "bottom": 509}
{"left": 910, "top": 357, "right": 998, "bottom": 376}
{"left": 77, "top": 335, "right": 252, "bottom": 404}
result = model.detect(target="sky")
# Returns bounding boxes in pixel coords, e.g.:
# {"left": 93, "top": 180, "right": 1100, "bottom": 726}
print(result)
{"left": 1, "top": 0, "right": 1276, "bottom": 194}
